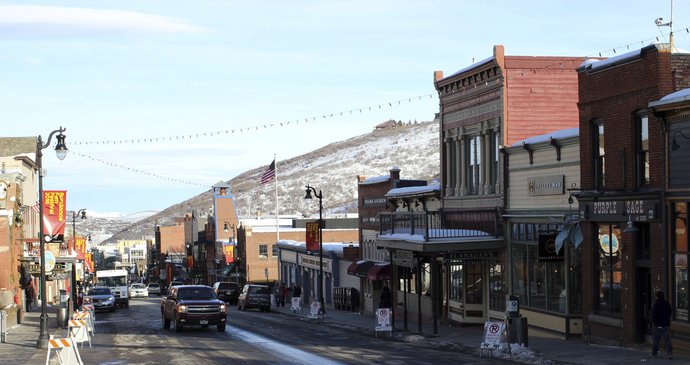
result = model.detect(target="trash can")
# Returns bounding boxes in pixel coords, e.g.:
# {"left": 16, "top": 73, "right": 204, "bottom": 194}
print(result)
{"left": 56, "top": 289, "right": 69, "bottom": 329}
{"left": 1, "top": 309, "right": 7, "bottom": 343}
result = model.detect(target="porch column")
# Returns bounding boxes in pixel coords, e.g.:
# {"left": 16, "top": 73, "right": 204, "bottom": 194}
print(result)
{"left": 454, "top": 137, "right": 462, "bottom": 196}
{"left": 444, "top": 138, "right": 453, "bottom": 196}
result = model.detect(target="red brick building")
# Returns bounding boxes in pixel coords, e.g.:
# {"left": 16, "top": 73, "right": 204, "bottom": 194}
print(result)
{"left": 576, "top": 43, "right": 690, "bottom": 347}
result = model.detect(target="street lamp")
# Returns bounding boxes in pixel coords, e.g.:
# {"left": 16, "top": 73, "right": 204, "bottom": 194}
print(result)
{"left": 36, "top": 127, "right": 68, "bottom": 349}
{"left": 304, "top": 185, "right": 325, "bottom": 315}
{"left": 70, "top": 209, "right": 86, "bottom": 313}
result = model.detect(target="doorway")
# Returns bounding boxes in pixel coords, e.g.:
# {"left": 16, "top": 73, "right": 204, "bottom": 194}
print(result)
{"left": 636, "top": 267, "right": 652, "bottom": 343}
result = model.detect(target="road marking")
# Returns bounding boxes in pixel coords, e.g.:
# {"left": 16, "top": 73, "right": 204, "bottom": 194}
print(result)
{"left": 226, "top": 325, "right": 344, "bottom": 365}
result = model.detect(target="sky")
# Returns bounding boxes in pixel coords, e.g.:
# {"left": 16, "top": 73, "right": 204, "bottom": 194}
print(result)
{"left": 2, "top": 0, "right": 689, "bottom": 216}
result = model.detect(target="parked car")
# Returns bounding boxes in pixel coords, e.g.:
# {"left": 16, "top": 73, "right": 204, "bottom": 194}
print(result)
{"left": 212, "top": 282, "right": 240, "bottom": 305}
{"left": 129, "top": 283, "right": 149, "bottom": 298}
{"left": 147, "top": 282, "right": 161, "bottom": 296}
{"left": 237, "top": 284, "right": 271, "bottom": 312}
{"left": 83, "top": 286, "right": 116, "bottom": 312}
{"left": 161, "top": 285, "right": 227, "bottom": 332}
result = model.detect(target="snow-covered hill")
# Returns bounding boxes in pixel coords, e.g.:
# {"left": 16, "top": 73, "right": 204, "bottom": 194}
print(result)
{"left": 104, "top": 120, "right": 440, "bottom": 241}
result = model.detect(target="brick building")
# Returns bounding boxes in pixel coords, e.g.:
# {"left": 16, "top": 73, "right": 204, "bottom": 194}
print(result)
{"left": 576, "top": 43, "right": 690, "bottom": 347}
{"left": 378, "top": 45, "right": 585, "bottom": 328}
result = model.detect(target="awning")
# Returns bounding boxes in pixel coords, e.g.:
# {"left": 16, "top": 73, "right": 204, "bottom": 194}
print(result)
{"left": 220, "top": 263, "right": 236, "bottom": 277}
{"left": 367, "top": 263, "right": 390, "bottom": 281}
{"left": 347, "top": 260, "right": 377, "bottom": 278}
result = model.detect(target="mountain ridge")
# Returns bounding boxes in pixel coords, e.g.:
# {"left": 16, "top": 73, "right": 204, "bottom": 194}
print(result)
{"left": 103, "top": 120, "right": 440, "bottom": 242}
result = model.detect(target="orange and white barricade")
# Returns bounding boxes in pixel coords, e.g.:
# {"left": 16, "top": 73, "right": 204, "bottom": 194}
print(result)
{"left": 75, "top": 308, "right": 94, "bottom": 335}
{"left": 45, "top": 337, "right": 83, "bottom": 365}
{"left": 67, "top": 319, "right": 91, "bottom": 348}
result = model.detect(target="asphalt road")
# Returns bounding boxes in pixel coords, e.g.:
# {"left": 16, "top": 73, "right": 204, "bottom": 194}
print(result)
{"left": 77, "top": 296, "right": 506, "bottom": 365}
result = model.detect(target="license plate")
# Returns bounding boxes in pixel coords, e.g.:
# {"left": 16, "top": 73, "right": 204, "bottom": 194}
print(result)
{"left": 200, "top": 320, "right": 208, "bottom": 325}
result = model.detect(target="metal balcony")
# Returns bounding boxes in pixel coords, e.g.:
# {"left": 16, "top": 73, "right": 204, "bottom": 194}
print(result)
{"left": 379, "top": 209, "right": 501, "bottom": 242}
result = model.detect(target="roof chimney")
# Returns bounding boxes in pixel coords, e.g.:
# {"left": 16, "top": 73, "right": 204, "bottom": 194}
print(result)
{"left": 390, "top": 167, "right": 400, "bottom": 181}
{"left": 357, "top": 175, "right": 366, "bottom": 183}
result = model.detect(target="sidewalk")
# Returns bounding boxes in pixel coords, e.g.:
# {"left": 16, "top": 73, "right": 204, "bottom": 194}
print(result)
{"left": 271, "top": 302, "right": 688, "bottom": 364}
{"left": 1, "top": 304, "right": 68, "bottom": 365}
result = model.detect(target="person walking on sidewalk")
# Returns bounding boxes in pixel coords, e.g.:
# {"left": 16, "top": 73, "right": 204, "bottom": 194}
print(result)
{"left": 651, "top": 291, "right": 673, "bottom": 359}
{"left": 379, "top": 286, "right": 391, "bottom": 309}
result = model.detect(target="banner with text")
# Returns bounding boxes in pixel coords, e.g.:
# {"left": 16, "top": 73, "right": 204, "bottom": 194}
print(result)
{"left": 306, "top": 221, "right": 319, "bottom": 252}
{"left": 42, "top": 190, "right": 67, "bottom": 240}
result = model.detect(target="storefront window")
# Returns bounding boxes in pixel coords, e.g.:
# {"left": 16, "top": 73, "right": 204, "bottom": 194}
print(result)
{"left": 673, "top": 202, "right": 689, "bottom": 321}
{"left": 512, "top": 245, "right": 528, "bottom": 306}
{"left": 529, "top": 248, "right": 546, "bottom": 310}
{"left": 449, "top": 263, "right": 463, "bottom": 302}
{"left": 544, "top": 261, "right": 566, "bottom": 313}
{"left": 466, "top": 263, "right": 482, "bottom": 304}
{"left": 568, "top": 245, "right": 582, "bottom": 314}
{"left": 489, "top": 263, "right": 505, "bottom": 311}
{"left": 597, "top": 224, "right": 622, "bottom": 315}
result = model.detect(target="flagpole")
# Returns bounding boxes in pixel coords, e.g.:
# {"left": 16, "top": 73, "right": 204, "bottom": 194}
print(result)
{"left": 274, "top": 153, "right": 279, "bottom": 241}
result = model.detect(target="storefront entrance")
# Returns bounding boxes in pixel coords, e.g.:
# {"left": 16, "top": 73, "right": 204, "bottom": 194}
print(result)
{"left": 636, "top": 267, "right": 652, "bottom": 343}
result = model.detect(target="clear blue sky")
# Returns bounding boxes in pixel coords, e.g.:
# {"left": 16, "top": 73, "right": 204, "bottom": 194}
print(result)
{"left": 2, "top": 0, "right": 688, "bottom": 215}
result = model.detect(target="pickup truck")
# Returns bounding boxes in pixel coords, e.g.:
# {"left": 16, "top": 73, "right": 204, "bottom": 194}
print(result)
{"left": 161, "top": 285, "right": 227, "bottom": 332}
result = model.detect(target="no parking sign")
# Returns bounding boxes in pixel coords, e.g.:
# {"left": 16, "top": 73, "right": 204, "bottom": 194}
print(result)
{"left": 375, "top": 308, "right": 391, "bottom": 332}
{"left": 480, "top": 321, "right": 505, "bottom": 349}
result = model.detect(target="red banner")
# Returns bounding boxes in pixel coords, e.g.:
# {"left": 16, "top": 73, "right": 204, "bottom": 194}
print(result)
{"left": 75, "top": 237, "right": 86, "bottom": 260}
{"left": 306, "top": 221, "right": 320, "bottom": 252}
{"left": 224, "top": 245, "right": 235, "bottom": 264}
{"left": 42, "top": 190, "right": 67, "bottom": 239}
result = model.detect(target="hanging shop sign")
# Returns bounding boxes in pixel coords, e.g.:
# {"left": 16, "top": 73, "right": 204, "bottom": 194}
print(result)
{"left": 579, "top": 199, "right": 659, "bottom": 222}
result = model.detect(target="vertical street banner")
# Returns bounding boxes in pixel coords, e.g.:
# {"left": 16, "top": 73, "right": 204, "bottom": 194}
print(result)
{"left": 224, "top": 244, "right": 235, "bottom": 264}
{"left": 42, "top": 190, "right": 67, "bottom": 240}
{"left": 306, "top": 221, "right": 319, "bottom": 252}
{"left": 75, "top": 237, "right": 87, "bottom": 259}
{"left": 84, "top": 253, "right": 93, "bottom": 273}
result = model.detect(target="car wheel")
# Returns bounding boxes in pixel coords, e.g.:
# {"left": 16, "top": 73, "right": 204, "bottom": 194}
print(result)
{"left": 217, "top": 324, "right": 226, "bottom": 332}
{"left": 163, "top": 315, "right": 171, "bottom": 329}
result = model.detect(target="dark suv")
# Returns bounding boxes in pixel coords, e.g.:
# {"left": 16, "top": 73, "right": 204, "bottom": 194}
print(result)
{"left": 212, "top": 282, "right": 240, "bottom": 305}
{"left": 237, "top": 284, "right": 271, "bottom": 312}
{"left": 161, "top": 285, "right": 227, "bottom": 332}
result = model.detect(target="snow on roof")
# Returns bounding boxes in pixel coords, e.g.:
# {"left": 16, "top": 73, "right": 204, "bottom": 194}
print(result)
{"left": 649, "top": 88, "right": 690, "bottom": 108}
{"left": 276, "top": 239, "right": 358, "bottom": 254}
{"left": 580, "top": 48, "right": 642, "bottom": 71}
{"left": 386, "top": 182, "right": 441, "bottom": 197}
{"left": 511, "top": 127, "right": 579, "bottom": 147}
{"left": 360, "top": 175, "right": 389, "bottom": 185}
{"left": 447, "top": 55, "right": 495, "bottom": 79}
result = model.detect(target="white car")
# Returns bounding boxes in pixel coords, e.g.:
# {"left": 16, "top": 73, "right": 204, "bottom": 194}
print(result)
{"left": 147, "top": 282, "right": 161, "bottom": 296}
{"left": 129, "top": 283, "right": 149, "bottom": 298}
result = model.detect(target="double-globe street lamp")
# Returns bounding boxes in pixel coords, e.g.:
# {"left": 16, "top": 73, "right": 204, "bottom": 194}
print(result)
{"left": 304, "top": 185, "right": 325, "bottom": 315}
{"left": 36, "top": 127, "right": 68, "bottom": 349}
{"left": 70, "top": 209, "right": 86, "bottom": 313}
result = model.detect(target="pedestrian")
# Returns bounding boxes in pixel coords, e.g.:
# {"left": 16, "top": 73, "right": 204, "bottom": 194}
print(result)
{"left": 281, "top": 283, "right": 289, "bottom": 307}
{"left": 379, "top": 286, "right": 391, "bottom": 309}
{"left": 651, "top": 291, "right": 673, "bottom": 359}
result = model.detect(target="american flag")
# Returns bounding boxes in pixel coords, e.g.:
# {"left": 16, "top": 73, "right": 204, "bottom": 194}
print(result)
{"left": 260, "top": 159, "right": 276, "bottom": 184}
{"left": 31, "top": 201, "right": 40, "bottom": 213}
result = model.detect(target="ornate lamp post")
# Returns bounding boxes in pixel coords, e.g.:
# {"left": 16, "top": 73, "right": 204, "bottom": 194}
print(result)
{"left": 36, "top": 127, "right": 68, "bottom": 349}
{"left": 70, "top": 209, "right": 86, "bottom": 312}
{"left": 304, "top": 185, "right": 325, "bottom": 315}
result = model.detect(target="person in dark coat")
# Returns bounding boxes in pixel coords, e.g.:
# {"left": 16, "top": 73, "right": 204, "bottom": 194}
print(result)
{"left": 379, "top": 286, "right": 392, "bottom": 309}
{"left": 651, "top": 291, "right": 673, "bottom": 359}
